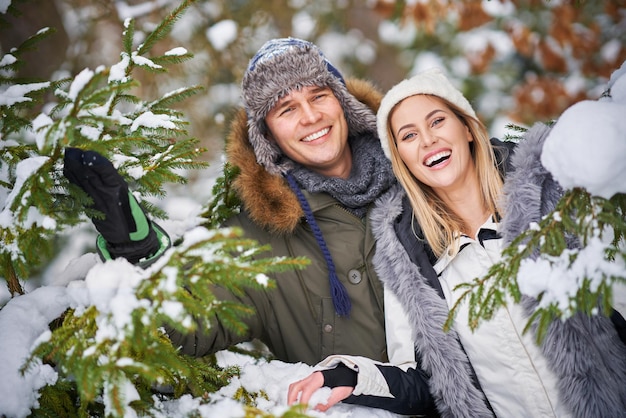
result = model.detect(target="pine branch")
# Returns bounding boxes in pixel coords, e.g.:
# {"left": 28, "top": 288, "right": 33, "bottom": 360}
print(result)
{"left": 1, "top": 1, "right": 208, "bottom": 296}
{"left": 448, "top": 188, "right": 626, "bottom": 343}
{"left": 150, "top": 49, "right": 195, "bottom": 67}
{"left": 502, "top": 122, "right": 527, "bottom": 142}
{"left": 4, "top": 2, "right": 311, "bottom": 416}
{"left": 121, "top": 16, "right": 135, "bottom": 55}
{"left": 141, "top": 226, "right": 309, "bottom": 336}
{"left": 0, "top": 26, "right": 56, "bottom": 84}
{"left": 148, "top": 85, "right": 205, "bottom": 109}
{"left": 24, "top": 227, "right": 307, "bottom": 416}
{"left": 137, "top": 0, "right": 196, "bottom": 56}
{"left": 201, "top": 162, "right": 242, "bottom": 229}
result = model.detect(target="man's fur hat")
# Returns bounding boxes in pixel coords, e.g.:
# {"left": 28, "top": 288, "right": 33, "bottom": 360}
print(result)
{"left": 241, "top": 37, "right": 377, "bottom": 175}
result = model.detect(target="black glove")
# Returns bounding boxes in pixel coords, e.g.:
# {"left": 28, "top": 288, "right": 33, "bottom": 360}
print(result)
{"left": 63, "top": 147, "right": 170, "bottom": 266}
{"left": 321, "top": 363, "right": 358, "bottom": 388}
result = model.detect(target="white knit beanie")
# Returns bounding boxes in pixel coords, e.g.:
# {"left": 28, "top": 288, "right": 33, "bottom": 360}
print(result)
{"left": 376, "top": 68, "right": 477, "bottom": 160}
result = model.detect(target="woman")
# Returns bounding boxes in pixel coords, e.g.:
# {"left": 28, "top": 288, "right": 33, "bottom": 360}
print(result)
{"left": 287, "top": 68, "right": 626, "bottom": 417}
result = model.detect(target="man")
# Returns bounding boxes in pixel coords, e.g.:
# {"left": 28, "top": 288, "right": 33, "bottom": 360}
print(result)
{"left": 65, "top": 38, "right": 398, "bottom": 365}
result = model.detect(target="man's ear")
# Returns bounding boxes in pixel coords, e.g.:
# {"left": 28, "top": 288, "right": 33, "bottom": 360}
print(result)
{"left": 264, "top": 127, "right": 277, "bottom": 144}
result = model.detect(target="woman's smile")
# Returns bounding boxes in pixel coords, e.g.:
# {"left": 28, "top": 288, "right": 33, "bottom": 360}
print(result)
{"left": 423, "top": 149, "right": 452, "bottom": 168}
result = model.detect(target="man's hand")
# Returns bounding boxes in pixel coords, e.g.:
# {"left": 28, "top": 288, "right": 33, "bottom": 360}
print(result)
{"left": 63, "top": 147, "right": 169, "bottom": 266}
{"left": 287, "top": 371, "right": 354, "bottom": 412}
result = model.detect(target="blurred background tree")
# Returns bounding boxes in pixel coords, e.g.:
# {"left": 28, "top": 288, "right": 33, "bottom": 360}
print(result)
{"left": 1, "top": 1, "right": 624, "bottom": 412}
{"left": 371, "top": 0, "right": 626, "bottom": 130}
{"left": 1, "top": 0, "right": 625, "bottom": 289}
{"left": 4, "top": 0, "right": 624, "bottom": 161}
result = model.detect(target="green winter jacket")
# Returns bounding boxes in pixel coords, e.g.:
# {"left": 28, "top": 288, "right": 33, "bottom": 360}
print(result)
{"left": 167, "top": 79, "right": 390, "bottom": 365}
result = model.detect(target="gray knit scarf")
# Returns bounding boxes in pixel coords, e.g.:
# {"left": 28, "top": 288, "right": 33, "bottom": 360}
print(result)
{"left": 288, "top": 133, "right": 396, "bottom": 218}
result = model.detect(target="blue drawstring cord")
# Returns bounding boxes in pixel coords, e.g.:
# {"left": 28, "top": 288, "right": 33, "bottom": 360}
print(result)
{"left": 284, "top": 172, "right": 351, "bottom": 316}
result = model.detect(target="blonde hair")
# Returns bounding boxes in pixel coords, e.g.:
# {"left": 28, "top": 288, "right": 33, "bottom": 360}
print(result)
{"left": 386, "top": 95, "right": 504, "bottom": 258}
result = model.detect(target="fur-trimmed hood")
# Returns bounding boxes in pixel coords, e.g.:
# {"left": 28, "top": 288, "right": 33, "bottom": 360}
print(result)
{"left": 225, "top": 78, "right": 383, "bottom": 234}
{"left": 370, "top": 123, "right": 626, "bottom": 417}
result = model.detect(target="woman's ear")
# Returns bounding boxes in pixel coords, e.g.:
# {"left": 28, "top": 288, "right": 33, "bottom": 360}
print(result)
{"left": 465, "top": 124, "right": 473, "bottom": 143}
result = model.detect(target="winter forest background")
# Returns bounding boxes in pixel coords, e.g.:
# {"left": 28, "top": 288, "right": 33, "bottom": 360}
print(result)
{"left": 1, "top": 0, "right": 625, "bottom": 417}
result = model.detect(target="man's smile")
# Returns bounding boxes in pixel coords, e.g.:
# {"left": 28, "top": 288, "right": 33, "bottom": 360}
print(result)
{"left": 302, "top": 127, "right": 330, "bottom": 142}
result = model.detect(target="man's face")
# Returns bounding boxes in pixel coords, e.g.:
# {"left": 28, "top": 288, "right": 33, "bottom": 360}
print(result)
{"left": 265, "top": 85, "right": 351, "bottom": 179}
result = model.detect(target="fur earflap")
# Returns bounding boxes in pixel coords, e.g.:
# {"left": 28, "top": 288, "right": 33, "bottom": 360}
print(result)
{"left": 226, "top": 77, "right": 382, "bottom": 234}
{"left": 241, "top": 38, "right": 379, "bottom": 175}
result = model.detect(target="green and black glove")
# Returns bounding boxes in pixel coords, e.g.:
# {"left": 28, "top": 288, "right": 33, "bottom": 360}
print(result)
{"left": 63, "top": 147, "right": 170, "bottom": 267}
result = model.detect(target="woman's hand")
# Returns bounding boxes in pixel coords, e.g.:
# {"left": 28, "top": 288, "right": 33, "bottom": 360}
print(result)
{"left": 287, "top": 371, "right": 354, "bottom": 412}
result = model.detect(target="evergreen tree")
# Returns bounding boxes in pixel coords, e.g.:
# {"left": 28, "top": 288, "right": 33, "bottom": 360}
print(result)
{"left": 2, "top": 1, "right": 308, "bottom": 416}
{"left": 1, "top": 0, "right": 206, "bottom": 295}
{"left": 445, "top": 126, "right": 626, "bottom": 342}
{"left": 373, "top": 0, "right": 626, "bottom": 341}
{"left": 373, "top": 0, "right": 626, "bottom": 127}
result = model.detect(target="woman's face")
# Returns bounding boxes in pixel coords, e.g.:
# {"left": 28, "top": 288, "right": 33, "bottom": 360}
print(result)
{"left": 390, "top": 95, "right": 475, "bottom": 195}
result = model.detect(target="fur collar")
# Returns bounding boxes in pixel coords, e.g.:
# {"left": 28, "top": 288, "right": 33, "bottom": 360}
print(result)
{"left": 372, "top": 184, "right": 494, "bottom": 418}
{"left": 498, "top": 123, "right": 564, "bottom": 245}
{"left": 504, "top": 124, "right": 626, "bottom": 417}
{"left": 371, "top": 123, "right": 626, "bottom": 417}
{"left": 225, "top": 78, "right": 383, "bottom": 234}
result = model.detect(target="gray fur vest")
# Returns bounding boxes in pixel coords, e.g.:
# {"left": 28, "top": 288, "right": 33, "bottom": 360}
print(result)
{"left": 370, "top": 123, "right": 626, "bottom": 418}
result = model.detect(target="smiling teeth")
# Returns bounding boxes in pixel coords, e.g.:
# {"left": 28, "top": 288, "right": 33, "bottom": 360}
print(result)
{"left": 302, "top": 128, "right": 329, "bottom": 142}
{"left": 425, "top": 151, "right": 451, "bottom": 167}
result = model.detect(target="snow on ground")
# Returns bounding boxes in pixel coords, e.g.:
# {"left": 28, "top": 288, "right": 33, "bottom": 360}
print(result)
{"left": 1, "top": 61, "right": 625, "bottom": 418}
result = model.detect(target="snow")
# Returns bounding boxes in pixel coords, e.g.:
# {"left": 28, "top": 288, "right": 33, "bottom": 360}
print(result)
{"left": 68, "top": 68, "right": 95, "bottom": 100}
{"left": 0, "top": 82, "right": 51, "bottom": 106}
{"left": 518, "top": 234, "right": 626, "bottom": 316}
{"left": 206, "top": 20, "right": 238, "bottom": 51}
{"left": 292, "top": 11, "right": 317, "bottom": 40}
{"left": 109, "top": 53, "right": 131, "bottom": 83}
{"left": 165, "top": 47, "right": 188, "bottom": 56}
{"left": 2, "top": 58, "right": 625, "bottom": 415}
{"left": 0, "top": 53, "right": 17, "bottom": 66}
{"left": 130, "top": 110, "right": 179, "bottom": 131}
{"left": 1, "top": 7, "right": 625, "bottom": 412}
{"left": 377, "top": 20, "right": 416, "bottom": 48}
{"left": 131, "top": 52, "right": 162, "bottom": 70}
{"left": 542, "top": 60, "right": 626, "bottom": 199}
{"left": 31, "top": 113, "right": 53, "bottom": 151}
{"left": 0, "top": 156, "right": 50, "bottom": 229}
{"left": 482, "top": 0, "right": 516, "bottom": 17}
{"left": 0, "top": 286, "right": 82, "bottom": 417}
{"left": 0, "top": 281, "right": 400, "bottom": 418}
{"left": 0, "top": 0, "right": 10, "bottom": 15}
{"left": 601, "top": 38, "right": 622, "bottom": 63}
{"left": 457, "top": 27, "right": 514, "bottom": 58}
{"left": 115, "top": 0, "right": 173, "bottom": 21}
